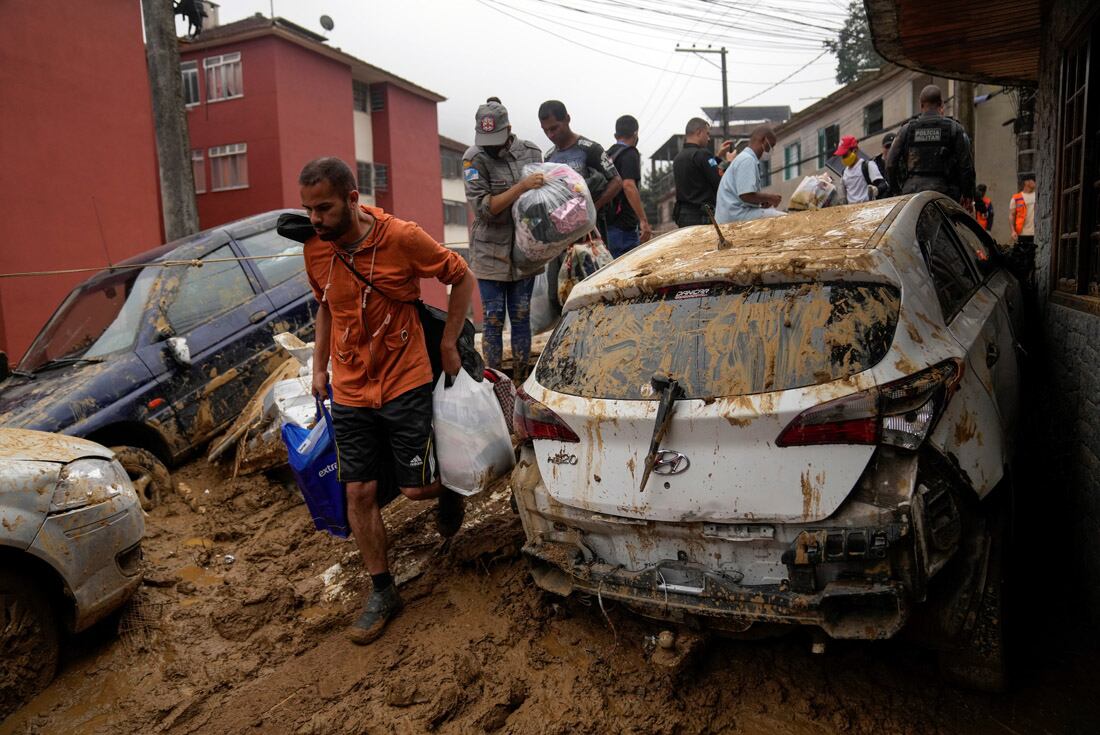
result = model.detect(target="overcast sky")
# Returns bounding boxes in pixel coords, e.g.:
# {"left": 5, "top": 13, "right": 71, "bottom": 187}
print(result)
{"left": 190, "top": 0, "right": 850, "bottom": 167}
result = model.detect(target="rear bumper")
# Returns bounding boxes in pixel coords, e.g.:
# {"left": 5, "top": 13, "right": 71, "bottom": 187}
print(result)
{"left": 511, "top": 445, "right": 926, "bottom": 640}
{"left": 523, "top": 537, "right": 909, "bottom": 639}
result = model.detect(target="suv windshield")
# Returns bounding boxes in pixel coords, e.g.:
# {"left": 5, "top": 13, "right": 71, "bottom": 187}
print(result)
{"left": 19, "top": 266, "right": 159, "bottom": 372}
{"left": 537, "top": 282, "right": 900, "bottom": 399}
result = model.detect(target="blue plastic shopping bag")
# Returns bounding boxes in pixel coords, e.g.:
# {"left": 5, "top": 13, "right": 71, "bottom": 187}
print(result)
{"left": 282, "top": 397, "right": 349, "bottom": 538}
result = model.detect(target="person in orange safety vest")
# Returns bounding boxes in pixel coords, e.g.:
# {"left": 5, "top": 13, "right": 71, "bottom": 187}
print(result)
{"left": 1010, "top": 175, "right": 1036, "bottom": 245}
{"left": 974, "top": 183, "right": 994, "bottom": 232}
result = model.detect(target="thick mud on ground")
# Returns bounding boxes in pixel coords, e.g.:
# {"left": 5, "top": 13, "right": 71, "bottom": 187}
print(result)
{"left": 3, "top": 459, "right": 1097, "bottom": 735}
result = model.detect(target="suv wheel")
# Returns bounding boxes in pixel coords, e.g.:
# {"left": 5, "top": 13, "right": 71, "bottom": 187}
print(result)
{"left": 112, "top": 446, "right": 174, "bottom": 511}
{"left": 0, "top": 569, "right": 60, "bottom": 720}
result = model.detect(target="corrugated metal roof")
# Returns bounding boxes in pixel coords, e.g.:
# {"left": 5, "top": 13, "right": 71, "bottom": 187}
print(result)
{"left": 439, "top": 135, "right": 469, "bottom": 153}
{"left": 865, "top": 0, "right": 1040, "bottom": 85}
{"left": 700, "top": 105, "right": 792, "bottom": 123}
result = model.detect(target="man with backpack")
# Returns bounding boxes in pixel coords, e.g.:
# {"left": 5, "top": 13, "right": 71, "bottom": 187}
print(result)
{"left": 299, "top": 157, "right": 475, "bottom": 646}
{"left": 836, "top": 135, "right": 886, "bottom": 204}
{"left": 603, "top": 115, "right": 652, "bottom": 257}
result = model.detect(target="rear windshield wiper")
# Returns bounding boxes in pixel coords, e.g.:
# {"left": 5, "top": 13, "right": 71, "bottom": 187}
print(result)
{"left": 32, "top": 357, "right": 105, "bottom": 373}
{"left": 639, "top": 374, "right": 684, "bottom": 492}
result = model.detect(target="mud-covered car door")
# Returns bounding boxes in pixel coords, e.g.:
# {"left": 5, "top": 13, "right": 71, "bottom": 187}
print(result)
{"left": 917, "top": 202, "right": 1006, "bottom": 496}
{"left": 156, "top": 242, "right": 277, "bottom": 445}
{"left": 943, "top": 207, "right": 1021, "bottom": 445}
{"left": 231, "top": 218, "right": 314, "bottom": 342}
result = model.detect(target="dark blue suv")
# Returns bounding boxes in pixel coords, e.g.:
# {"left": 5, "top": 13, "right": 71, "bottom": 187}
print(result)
{"left": 0, "top": 210, "right": 315, "bottom": 506}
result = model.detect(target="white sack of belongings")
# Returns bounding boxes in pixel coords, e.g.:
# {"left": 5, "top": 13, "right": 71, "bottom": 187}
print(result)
{"left": 512, "top": 162, "right": 596, "bottom": 265}
{"left": 432, "top": 370, "right": 515, "bottom": 496}
{"left": 788, "top": 173, "right": 838, "bottom": 211}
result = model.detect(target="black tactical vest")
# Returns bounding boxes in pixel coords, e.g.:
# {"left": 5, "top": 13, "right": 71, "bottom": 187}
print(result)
{"left": 905, "top": 116, "right": 957, "bottom": 177}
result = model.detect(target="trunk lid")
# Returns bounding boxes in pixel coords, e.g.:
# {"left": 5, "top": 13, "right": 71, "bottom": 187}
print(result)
{"left": 530, "top": 280, "right": 901, "bottom": 523}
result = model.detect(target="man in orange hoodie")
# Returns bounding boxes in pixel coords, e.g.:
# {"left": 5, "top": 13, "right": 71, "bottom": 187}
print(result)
{"left": 299, "top": 157, "right": 475, "bottom": 645}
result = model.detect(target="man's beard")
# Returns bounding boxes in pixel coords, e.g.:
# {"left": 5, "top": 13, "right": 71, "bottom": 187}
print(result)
{"left": 316, "top": 203, "right": 353, "bottom": 242}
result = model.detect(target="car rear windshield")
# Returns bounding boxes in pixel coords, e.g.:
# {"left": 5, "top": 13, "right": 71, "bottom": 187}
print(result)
{"left": 537, "top": 282, "right": 900, "bottom": 400}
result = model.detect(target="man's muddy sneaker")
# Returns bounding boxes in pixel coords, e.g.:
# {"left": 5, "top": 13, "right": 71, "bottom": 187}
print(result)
{"left": 347, "top": 584, "right": 403, "bottom": 645}
{"left": 436, "top": 488, "right": 465, "bottom": 538}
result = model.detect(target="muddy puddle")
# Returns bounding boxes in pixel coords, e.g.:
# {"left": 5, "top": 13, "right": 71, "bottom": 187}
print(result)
{"left": 2, "top": 457, "right": 1097, "bottom": 734}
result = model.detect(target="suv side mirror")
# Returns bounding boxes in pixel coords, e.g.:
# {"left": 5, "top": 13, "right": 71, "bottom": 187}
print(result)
{"left": 167, "top": 337, "right": 192, "bottom": 366}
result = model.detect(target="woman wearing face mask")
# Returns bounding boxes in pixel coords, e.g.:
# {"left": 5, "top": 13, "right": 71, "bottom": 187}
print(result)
{"left": 462, "top": 98, "right": 545, "bottom": 381}
{"left": 835, "top": 135, "right": 886, "bottom": 204}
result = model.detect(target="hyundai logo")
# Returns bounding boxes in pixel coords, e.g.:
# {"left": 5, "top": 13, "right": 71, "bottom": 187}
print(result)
{"left": 652, "top": 450, "right": 690, "bottom": 475}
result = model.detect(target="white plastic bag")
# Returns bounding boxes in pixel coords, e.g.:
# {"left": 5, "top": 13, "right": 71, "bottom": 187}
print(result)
{"left": 512, "top": 163, "right": 597, "bottom": 264}
{"left": 432, "top": 370, "right": 515, "bottom": 496}
{"left": 788, "top": 174, "right": 838, "bottom": 211}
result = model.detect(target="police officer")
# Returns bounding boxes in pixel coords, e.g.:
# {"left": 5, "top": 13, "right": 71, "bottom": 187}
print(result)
{"left": 672, "top": 118, "right": 733, "bottom": 226}
{"left": 886, "top": 84, "right": 975, "bottom": 203}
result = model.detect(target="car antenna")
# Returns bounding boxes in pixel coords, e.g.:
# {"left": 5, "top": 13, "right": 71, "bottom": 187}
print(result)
{"left": 702, "top": 205, "right": 731, "bottom": 250}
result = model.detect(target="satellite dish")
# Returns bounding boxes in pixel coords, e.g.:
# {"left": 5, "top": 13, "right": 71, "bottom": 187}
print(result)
{"left": 320, "top": 15, "right": 334, "bottom": 31}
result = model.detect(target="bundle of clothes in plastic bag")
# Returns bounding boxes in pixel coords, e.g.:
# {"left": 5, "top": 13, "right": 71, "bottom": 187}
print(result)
{"left": 787, "top": 174, "right": 839, "bottom": 211}
{"left": 513, "top": 163, "right": 596, "bottom": 264}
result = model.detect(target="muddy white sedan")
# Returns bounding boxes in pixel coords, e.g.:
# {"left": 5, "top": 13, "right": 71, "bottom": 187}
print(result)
{"left": 512, "top": 192, "right": 1021, "bottom": 690}
{"left": 0, "top": 430, "right": 144, "bottom": 718}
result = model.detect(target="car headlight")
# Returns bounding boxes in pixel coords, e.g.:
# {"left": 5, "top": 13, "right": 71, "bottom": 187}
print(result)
{"left": 49, "top": 458, "right": 133, "bottom": 513}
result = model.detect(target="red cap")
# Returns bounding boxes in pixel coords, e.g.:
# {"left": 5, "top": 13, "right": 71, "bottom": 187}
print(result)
{"left": 834, "top": 135, "right": 859, "bottom": 156}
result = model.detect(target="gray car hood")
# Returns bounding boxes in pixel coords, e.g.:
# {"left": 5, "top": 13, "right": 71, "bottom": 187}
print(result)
{"left": 0, "top": 429, "right": 113, "bottom": 464}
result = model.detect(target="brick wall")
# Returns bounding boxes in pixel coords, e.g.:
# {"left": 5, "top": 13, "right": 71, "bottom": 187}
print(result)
{"left": 1033, "top": 0, "right": 1100, "bottom": 612}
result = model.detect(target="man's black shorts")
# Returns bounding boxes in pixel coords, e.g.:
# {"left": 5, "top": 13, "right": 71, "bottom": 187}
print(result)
{"left": 331, "top": 383, "right": 437, "bottom": 487}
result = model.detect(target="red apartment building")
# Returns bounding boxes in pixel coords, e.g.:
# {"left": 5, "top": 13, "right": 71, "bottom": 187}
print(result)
{"left": 180, "top": 14, "right": 453, "bottom": 305}
{"left": 0, "top": 0, "right": 163, "bottom": 359}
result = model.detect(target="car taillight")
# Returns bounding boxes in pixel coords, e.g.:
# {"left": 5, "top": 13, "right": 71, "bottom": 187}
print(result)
{"left": 776, "top": 359, "right": 963, "bottom": 449}
{"left": 514, "top": 385, "right": 579, "bottom": 444}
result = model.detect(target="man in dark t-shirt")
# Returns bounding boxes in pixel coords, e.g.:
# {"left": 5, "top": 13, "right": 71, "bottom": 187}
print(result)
{"left": 539, "top": 100, "right": 623, "bottom": 305}
{"left": 539, "top": 100, "right": 622, "bottom": 212}
{"left": 603, "top": 115, "right": 652, "bottom": 257}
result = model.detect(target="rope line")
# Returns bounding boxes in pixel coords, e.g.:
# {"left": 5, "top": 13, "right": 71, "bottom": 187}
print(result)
{"left": 0, "top": 242, "right": 473, "bottom": 280}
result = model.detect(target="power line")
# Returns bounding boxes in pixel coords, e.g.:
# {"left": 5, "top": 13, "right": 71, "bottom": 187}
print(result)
{"left": 480, "top": 0, "right": 837, "bottom": 81}
{"left": 571, "top": 0, "right": 843, "bottom": 34}
{"left": 512, "top": 0, "right": 835, "bottom": 49}
{"left": 730, "top": 49, "right": 831, "bottom": 106}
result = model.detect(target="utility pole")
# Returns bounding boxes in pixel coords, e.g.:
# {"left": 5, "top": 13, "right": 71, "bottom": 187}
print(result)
{"left": 143, "top": 0, "right": 200, "bottom": 240}
{"left": 676, "top": 45, "right": 729, "bottom": 140}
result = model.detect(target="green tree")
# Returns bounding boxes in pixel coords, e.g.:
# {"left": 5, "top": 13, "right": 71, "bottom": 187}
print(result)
{"left": 824, "top": 1, "right": 883, "bottom": 85}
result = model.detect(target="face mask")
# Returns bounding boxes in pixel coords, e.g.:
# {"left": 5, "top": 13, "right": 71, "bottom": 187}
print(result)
{"left": 842, "top": 152, "right": 858, "bottom": 167}
{"left": 483, "top": 145, "right": 504, "bottom": 158}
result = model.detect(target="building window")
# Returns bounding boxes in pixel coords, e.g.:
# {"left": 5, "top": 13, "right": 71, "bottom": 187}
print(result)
{"left": 1053, "top": 20, "right": 1100, "bottom": 297}
{"left": 443, "top": 200, "right": 467, "bottom": 226}
{"left": 784, "top": 142, "right": 801, "bottom": 181}
{"left": 209, "top": 143, "right": 248, "bottom": 191}
{"left": 204, "top": 52, "right": 243, "bottom": 102}
{"left": 353, "top": 81, "right": 369, "bottom": 113}
{"left": 181, "top": 60, "right": 200, "bottom": 106}
{"left": 370, "top": 86, "right": 385, "bottom": 111}
{"left": 356, "top": 161, "right": 373, "bottom": 196}
{"left": 192, "top": 149, "right": 205, "bottom": 194}
{"left": 441, "top": 149, "right": 463, "bottom": 179}
{"left": 374, "top": 163, "right": 389, "bottom": 192}
{"left": 759, "top": 160, "right": 771, "bottom": 188}
{"left": 816, "top": 124, "right": 839, "bottom": 169}
{"left": 864, "top": 99, "right": 884, "bottom": 136}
